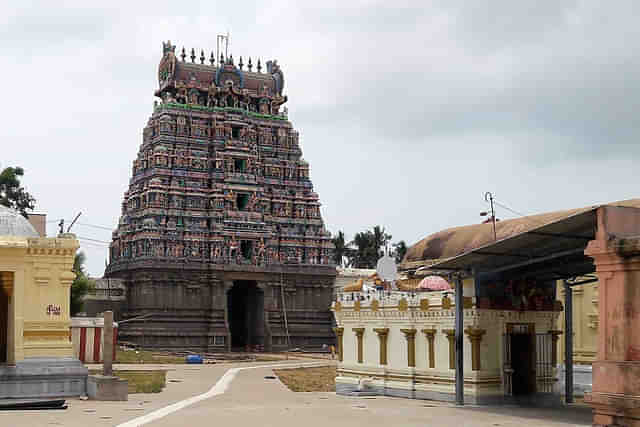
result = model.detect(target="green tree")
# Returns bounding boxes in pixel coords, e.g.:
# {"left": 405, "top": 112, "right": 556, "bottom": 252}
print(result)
{"left": 393, "top": 240, "right": 408, "bottom": 264}
{"left": 0, "top": 166, "right": 36, "bottom": 218}
{"left": 372, "top": 225, "right": 392, "bottom": 257}
{"left": 70, "top": 252, "right": 91, "bottom": 316}
{"left": 349, "top": 226, "right": 392, "bottom": 268}
{"left": 331, "top": 231, "right": 347, "bottom": 266}
{"left": 350, "top": 230, "right": 375, "bottom": 268}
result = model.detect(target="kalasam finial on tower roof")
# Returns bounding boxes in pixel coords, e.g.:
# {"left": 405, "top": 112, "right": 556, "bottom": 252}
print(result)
{"left": 257, "top": 58, "right": 262, "bottom": 73}
{"left": 200, "top": 50, "right": 205, "bottom": 64}
{"left": 163, "top": 40, "right": 175, "bottom": 54}
{"left": 190, "top": 48, "right": 196, "bottom": 63}
{"left": 239, "top": 56, "right": 244, "bottom": 70}
{"left": 210, "top": 51, "right": 215, "bottom": 65}
{"left": 181, "top": 47, "right": 186, "bottom": 62}
{"left": 248, "top": 57, "right": 253, "bottom": 71}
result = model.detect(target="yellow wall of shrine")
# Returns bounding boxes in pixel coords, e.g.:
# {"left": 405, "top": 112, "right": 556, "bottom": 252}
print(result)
{"left": 556, "top": 280, "right": 599, "bottom": 364}
{"left": 0, "top": 234, "right": 78, "bottom": 364}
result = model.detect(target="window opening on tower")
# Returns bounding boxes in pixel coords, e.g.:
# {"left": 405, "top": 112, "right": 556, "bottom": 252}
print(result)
{"left": 237, "top": 193, "right": 249, "bottom": 210}
{"left": 240, "top": 241, "right": 253, "bottom": 260}
{"left": 234, "top": 158, "right": 246, "bottom": 172}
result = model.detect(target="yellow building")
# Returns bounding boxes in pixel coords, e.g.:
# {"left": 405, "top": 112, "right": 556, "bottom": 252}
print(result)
{"left": 0, "top": 206, "right": 87, "bottom": 399}
{"left": 554, "top": 279, "right": 598, "bottom": 395}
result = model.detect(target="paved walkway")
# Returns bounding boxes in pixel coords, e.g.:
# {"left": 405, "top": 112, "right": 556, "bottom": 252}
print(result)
{"left": 0, "top": 361, "right": 592, "bottom": 426}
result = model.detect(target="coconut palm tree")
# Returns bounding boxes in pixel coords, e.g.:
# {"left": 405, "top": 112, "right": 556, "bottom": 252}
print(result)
{"left": 331, "top": 231, "right": 347, "bottom": 266}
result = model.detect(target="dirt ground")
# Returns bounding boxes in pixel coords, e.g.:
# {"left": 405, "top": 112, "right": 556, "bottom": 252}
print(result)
{"left": 274, "top": 366, "right": 336, "bottom": 392}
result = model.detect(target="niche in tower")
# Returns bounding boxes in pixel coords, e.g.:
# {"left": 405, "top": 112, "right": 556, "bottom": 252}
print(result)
{"left": 237, "top": 193, "right": 249, "bottom": 211}
{"left": 234, "top": 158, "right": 247, "bottom": 172}
{"left": 240, "top": 240, "right": 253, "bottom": 260}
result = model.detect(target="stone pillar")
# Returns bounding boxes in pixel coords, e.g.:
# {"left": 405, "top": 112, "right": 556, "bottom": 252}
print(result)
{"left": 373, "top": 328, "right": 389, "bottom": 365}
{"left": 465, "top": 327, "right": 486, "bottom": 371}
{"left": 223, "top": 281, "right": 233, "bottom": 352}
{"left": 103, "top": 311, "right": 113, "bottom": 377}
{"left": 401, "top": 329, "right": 417, "bottom": 367}
{"left": 353, "top": 328, "right": 364, "bottom": 364}
{"left": 333, "top": 327, "right": 344, "bottom": 362}
{"left": 422, "top": 329, "right": 436, "bottom": 368}
{"left": 584, "top": 223, "right": 640, "bottom": 426}
{"left": 443, "top": 329, "right": 456, "bottom": 369}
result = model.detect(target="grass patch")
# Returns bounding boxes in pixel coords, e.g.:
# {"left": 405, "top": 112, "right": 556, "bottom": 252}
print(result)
{"left": 274, "top": 366, "right": 336, "bottom": 392}
{"left": 89, "top": 370, "right": 167, "bottom": 394}
{"left": 116, "top": 349, "right": 185, "bottom": 364}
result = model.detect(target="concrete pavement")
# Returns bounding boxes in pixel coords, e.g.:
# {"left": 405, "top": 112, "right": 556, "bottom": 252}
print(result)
{"left": 0, "top": 360, "right": 592, "bottom": 427}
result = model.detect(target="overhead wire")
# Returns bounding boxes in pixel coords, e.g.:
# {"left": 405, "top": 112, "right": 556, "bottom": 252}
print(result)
{"left": 77, "top": 236, "right": 111, "bottom": 244}
{"left": 487, "top": 198, "right": 547, "bottom": 227}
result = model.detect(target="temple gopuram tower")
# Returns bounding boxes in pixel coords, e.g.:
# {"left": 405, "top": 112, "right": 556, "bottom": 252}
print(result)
{"left": 105, "top": 41, "right": 335, "bottom": 351}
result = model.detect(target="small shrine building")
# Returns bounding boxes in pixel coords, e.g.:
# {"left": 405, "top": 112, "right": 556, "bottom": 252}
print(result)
{"left": 333, "top": 199, "right": 640, "bottom": 426}
{"left": 0, "top": 206, "right": 87, "bottom": 399}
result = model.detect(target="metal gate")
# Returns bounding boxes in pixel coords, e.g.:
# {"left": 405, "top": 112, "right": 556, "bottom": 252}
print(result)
{"left": 536, "top": 332, "right": 554, "bottom": 393}
{"left": 503, "top": 332, "right": 513, "bottom": 396}
{"left": 503, "top": 330, "right": 555, "bottom": 395}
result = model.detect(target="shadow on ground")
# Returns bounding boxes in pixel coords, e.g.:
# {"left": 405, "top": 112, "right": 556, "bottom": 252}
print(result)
{"left": 461, "top": 403, "right": 592, "bottom": 425}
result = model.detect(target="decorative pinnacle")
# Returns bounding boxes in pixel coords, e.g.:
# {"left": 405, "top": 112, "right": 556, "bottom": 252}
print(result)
{"left": 248, "top": 57, "right": 253, "bottom": 71}
{"left": 190, "top": 48, "right": 196, "bottom": 63}
{"left": 181, "top": 47, "right": 186, "bottom": 62}
{"left": 239, "top": 56, "right": 244, "bottom": 70}
{"left": 229, "top": 54, "right": 234, "bottom": 65}
{"left": 210, "top": 51, "right": 215, "bottom": 65}
{"left": 257, "top": 59, "right": 262, "bottom": 73}
{"left": 200, "top": 50, "right": 205, "bottom": 64}
{"left": 220, "top": 52, "right": 224, "bottom": 64}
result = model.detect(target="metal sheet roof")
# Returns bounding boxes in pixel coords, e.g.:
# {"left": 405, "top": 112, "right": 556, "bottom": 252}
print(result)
{"left": 424, "top": 208, "right": 601, "bottom": 280}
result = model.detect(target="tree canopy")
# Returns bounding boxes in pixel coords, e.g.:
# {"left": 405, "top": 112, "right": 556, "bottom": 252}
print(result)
{"left": 70, "top": 251, "right": 91, "bottom": 316}
{"left": 333, "top": 227, "right": 408, "bottom": 269}
{"left": 0, "top": 166, "right": 35, "bottom": 218}
{"left": 331, "top": 231, "right": 348, "bottom": 266}
{"left": 393, "top": 240, "right": 408, "bottom": 264}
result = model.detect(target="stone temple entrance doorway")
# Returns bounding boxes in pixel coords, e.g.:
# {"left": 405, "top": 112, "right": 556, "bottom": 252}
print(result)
{"left": 227, "top": 281, "right": 264, "bottom": 351}
{"left": 0, "top": 282, "right": 9, "bottom": 364}
{"left": 504, "top": 324, "right": 537, "bottom": 399}
{"left": 510, "top": 333, "right": 536, "bottom": 395}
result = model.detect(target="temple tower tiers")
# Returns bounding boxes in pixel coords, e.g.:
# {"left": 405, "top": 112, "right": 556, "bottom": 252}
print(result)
{"left": 106, "top": 41, "right": 336, "bottom": 351}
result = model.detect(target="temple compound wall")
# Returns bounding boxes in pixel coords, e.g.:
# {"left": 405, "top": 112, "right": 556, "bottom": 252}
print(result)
{"left": 332, "top": 287, "right": 562, "bottom": 404}
{"left": 106, "top": 41, "right": 335, "bottom": 351}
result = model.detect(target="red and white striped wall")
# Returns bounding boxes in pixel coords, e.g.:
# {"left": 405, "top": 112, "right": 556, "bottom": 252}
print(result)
{"left": 70, "top": 317, "right": 118, "bottom": 363}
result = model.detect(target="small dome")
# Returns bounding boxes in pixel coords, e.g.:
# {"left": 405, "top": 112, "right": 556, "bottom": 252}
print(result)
{"left": 418, "top": 276, "right": 451, "bottom": 291}
{"left": 0, "top": 206, "right": 39, "bottom": 237}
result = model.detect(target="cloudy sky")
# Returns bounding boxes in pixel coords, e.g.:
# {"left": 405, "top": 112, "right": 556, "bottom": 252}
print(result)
{"left": 3, "top": 1, "right": 639, "bottom": 276}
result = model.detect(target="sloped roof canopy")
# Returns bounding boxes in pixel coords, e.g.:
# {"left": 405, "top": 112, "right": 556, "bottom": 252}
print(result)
{"left": 404, "top": 199, "right": 640, "bottom": 281}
